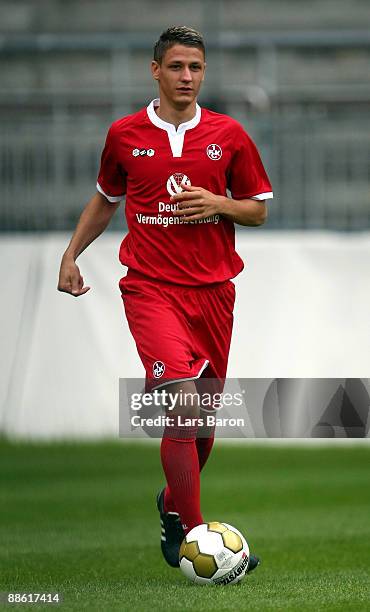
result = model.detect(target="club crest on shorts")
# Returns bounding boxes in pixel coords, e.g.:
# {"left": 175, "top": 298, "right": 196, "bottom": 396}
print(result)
{"left": 206, "top": 144, "right": 222, "bottom": 160}
{"left": 153, "top": 361, "right": 165, "bottom": 378}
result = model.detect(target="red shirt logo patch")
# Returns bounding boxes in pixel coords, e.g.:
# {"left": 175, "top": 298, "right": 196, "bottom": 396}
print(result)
{"left": 207, "top": 144, "right": 222, "bottom": 160}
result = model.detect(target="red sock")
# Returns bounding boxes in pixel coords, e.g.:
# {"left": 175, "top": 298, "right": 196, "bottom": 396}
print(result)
{"left": 196, "top": 435, "right": 215, "bottom": 471}
{"left": 164, "top": 434, "right": 215, "bottom": 513}
{"left": 161, "top": 428, "right": 203, "bottom": 533}
{"left": 163, "top": 485, "right": 177, "bottom": 513}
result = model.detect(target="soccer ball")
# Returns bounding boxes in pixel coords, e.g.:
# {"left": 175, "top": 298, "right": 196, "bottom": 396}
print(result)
{"left": 179, "top": 522, "right": 250, "bottom": 585}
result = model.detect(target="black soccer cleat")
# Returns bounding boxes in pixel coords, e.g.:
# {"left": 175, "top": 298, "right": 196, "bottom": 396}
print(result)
{"left": 156, "top": 488, "right": 185, "bottom": 568}
{"left": 246, "top": 554, "right": 260, "bottom": 574}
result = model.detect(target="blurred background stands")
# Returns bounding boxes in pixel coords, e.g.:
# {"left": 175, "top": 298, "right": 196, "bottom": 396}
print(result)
{"left": 0, "top": 0, "right": 369, "bottom": 231}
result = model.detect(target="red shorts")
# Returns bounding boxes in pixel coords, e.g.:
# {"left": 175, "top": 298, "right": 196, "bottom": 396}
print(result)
{"left": 119, "top": 270, "right": 236, "bottom": 391}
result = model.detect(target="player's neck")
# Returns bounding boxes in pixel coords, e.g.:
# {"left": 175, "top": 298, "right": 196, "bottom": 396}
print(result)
{"left": 155, "top": 98, "right": 197, "bottom": 130}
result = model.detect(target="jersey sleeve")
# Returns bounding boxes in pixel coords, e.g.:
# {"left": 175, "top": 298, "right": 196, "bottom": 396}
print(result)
{"left": 227, "top": 124, "right": 273, "bottom": 201}
{"left": 96, "top": 125, "right": 126, "bottom": 203}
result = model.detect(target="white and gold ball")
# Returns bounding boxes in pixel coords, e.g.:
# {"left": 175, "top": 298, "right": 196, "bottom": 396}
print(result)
{"left": 179, "top": 522, "right": 250, "bottom": 585}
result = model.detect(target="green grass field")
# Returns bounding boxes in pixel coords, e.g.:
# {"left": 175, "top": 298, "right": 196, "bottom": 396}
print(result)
{"left": 0, "top": 441, "right": 369, "bottom": 611}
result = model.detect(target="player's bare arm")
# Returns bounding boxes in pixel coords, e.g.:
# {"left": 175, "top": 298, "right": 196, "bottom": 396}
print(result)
{"left": 171, "top": 183, "right": 267, "bottom": 226}
{"left": 58, "top": 191, "right": 120, "bottom": 296}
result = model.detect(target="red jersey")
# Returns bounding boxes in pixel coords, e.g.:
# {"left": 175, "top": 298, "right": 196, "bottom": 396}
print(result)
{"left": 97, "top": 99, "right": 273, "bottom": 286}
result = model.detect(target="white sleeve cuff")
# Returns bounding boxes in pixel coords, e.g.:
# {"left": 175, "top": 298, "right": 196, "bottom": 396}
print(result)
{"left": 250, "top": 192, "right": 273, "bottom": 201}
{"left": 96, "top": 182, "right": 124, "bottom": 203}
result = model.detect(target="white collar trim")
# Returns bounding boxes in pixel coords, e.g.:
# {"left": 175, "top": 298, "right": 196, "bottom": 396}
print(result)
{"left": 147, "top": 98, "right": 201, "bottom": 134}
{"left": 146, "top": 98, "right": 201, "bottom": 157}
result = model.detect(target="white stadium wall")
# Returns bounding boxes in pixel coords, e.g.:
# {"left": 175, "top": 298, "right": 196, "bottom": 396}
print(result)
{"left": 0, "top": 231, "right": 369, "bottom": 439}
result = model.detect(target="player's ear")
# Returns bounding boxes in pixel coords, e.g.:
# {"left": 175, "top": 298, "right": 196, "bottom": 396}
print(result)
{"left": 151, "top": 60, "right": 160, "bottom": 81}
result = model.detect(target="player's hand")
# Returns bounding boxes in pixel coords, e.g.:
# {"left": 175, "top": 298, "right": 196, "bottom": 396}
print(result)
{"left": 171, "top": 183, "right": 224, "bottom": 222}
{"left": 57, "top": 254, "right": 91, "bottom": 297}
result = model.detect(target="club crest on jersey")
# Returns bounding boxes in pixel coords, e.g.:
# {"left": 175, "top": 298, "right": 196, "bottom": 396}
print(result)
{"left": 166, "top": 173, "right": 191, "bottom": 196}
{"left": 132, "top": 148, "right": 155, "bottom": 157}
{"left": 153, "top": 361, "right": 165, "bottom": 378}
{"left": 207, "top": 143, "right": 222, "bottom": 160}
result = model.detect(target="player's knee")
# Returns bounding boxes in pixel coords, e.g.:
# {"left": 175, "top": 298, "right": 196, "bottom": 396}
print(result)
{"left": 163, "top": 380, "right": 200, "bottom": 419}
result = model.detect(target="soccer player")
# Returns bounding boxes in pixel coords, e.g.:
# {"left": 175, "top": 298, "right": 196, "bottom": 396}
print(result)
{"left": 58, "top": 26, "right": 273, "bottom": 572}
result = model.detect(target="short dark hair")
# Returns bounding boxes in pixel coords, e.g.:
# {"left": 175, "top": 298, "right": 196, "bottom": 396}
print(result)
{"left": 153, "top": 26, "right": 205, "bottom": 64}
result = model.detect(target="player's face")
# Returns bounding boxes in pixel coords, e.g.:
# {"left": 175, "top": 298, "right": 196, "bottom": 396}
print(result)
{"left": 151, "top": 45, "right": 206, "bottom": 108}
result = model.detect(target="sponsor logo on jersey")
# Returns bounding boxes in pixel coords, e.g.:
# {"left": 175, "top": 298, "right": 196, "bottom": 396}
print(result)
{"left": 166, "top": 173, "right": 191, "bottom": 196}
{"left": 132, "top": 148, "right": 155, "bottom": 157}
{"left": 206, "top": 143, "right": 222, "bottom": 160}
{"left": 153, "top": 361, "right": 165, "bottom": 378}
{"left": 134, "top": 171, "right": 220, "bottom": 227}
